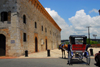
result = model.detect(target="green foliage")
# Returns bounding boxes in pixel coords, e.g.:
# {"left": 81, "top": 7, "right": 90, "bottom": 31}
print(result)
{"left": 86, "top": 38, "right": 90, "bottom": 44}
{"left": 87, "top": 38, "right": 99, "bottom": 44}
{"left": 98, "top": 41, "right": 100, "bottom": 44}
{"left": 61, "top": 41, "right": 69, "bottom": 45}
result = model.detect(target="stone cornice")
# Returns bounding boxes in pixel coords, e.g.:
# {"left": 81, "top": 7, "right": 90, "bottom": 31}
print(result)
{"left": 29, "top": 0, "right": 61, "bottom": 31}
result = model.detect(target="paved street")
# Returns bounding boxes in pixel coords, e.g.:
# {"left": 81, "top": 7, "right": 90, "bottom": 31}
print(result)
{"left": 0, "top": 47, "right": 100, "bottom": 67}
{"left": 0, "top": 58, "right": 99, "bottom": 67}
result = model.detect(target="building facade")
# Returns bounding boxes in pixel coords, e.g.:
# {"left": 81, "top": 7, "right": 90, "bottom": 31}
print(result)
{"left": 0, "top": 0, "right": 61, "bottom": 57}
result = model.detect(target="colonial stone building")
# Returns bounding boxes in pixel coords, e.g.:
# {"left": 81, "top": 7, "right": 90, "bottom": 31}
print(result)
{"left": 0, "top": 0, "right": 61, "bottom": 57}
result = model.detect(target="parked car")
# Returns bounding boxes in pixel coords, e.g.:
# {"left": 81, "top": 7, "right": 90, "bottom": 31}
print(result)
{"left": 95, "top": 51, "right": 100, "bottom": 64}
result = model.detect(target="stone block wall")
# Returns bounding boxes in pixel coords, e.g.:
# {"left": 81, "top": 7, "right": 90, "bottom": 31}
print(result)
{"left": 0, "top": 0, "right": 61, "bottom": 57}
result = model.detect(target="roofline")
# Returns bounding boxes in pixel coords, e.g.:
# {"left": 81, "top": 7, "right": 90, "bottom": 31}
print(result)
{"left": 29, "top": 0, "right": 61, "bottom": 31}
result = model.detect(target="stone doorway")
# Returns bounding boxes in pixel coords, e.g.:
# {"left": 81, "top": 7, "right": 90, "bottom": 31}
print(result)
{"left": 0, "top": 34, "right": 6, "bottom": 56}
{"left": 35, "top": 37, "right": 38, "bottom": 52}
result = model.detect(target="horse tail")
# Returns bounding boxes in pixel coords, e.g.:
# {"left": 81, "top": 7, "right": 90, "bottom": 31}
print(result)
{"left": 59, "top": 44, "right": 62, "bottom": 49}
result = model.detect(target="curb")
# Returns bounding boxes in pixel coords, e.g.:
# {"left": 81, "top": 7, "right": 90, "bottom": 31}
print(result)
{"left": 0, "top": 57, "right": 17, "bottom": 59}
{"left": 0, "top": 57, "right": 94, "bottom": 59}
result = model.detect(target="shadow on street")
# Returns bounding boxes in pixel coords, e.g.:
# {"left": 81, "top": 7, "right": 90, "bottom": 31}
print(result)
{"left": 94, "top": 63, "right": 100, "bottom": 67}
{"left": 59, "top": 57, "right": 88, "bottom": 65}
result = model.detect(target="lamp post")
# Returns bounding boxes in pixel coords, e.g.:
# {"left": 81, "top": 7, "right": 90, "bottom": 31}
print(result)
{"left": 93, "top": 34, "right": 97, "bottom": 47}
{"left": 86, "top": 26, "right": 93, "bottom": 56}
{"left": 99, "top": 9, "right": 100, "bottom": 15}
{"left": 93, "top": 34, "right": 97, "bottom": 41}
{"left": 86, "top": 26, "right": 91, "bottom": 44}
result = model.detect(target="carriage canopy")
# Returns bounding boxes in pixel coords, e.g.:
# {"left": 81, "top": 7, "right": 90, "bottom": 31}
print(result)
{"left": 69, "top": 35, "right": 87, "bottom": 44}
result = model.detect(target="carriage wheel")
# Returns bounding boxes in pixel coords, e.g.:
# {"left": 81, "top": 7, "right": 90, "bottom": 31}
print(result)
{"left": 68, "top": 51, "right": 71, "bottom": 64}
{"left": 86, "top": 51, "right": 90, "bottom": 65}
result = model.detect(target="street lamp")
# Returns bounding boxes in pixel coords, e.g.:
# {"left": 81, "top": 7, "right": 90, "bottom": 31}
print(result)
{"left": 86, "top": 26, "right": 91, "bottom": 44}
{"left": 93, "top": 34, "right": 97, "bottom": 41}
{"left": 93, "top": 34, "right": 97, "bottom": 47}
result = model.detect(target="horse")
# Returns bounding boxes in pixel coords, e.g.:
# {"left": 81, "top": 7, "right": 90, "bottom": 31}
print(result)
{"left": 59, "top": 44, "right": 68, "bottom": 58}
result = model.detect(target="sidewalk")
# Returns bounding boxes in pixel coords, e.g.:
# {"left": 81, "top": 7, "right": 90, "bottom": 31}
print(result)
{"left": 88, "top": 47, "right": 100, "bottom": 55}
{"left": 19, "top": 47, "right": 100, "bottom": 59}
{"left": 18, "top": 49, "right": 66, "bottom": 58}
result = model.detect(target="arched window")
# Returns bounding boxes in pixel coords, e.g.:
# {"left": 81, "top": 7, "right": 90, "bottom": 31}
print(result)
{"left": 42, "top": 25, "right": 43, "bottom": 31}
{"left": 50, "top": 31, "right": 51, "bottom": 34}
{"left": 35, "top": 22, "right": 37, "bottom": 28}
{"left": 23, "top": 15, "right": 26, "bottom": 24}
{"left": 45, "top": 28, "right": 47, "bottom": 33}
{"left": 23, "top": 33, "right": 26, "bottom": 42}
{"left": 1, "top": 12, "right": 8, "bottom": 22}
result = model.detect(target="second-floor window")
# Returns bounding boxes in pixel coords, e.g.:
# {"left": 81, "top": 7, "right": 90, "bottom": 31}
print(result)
{"left": 23, "top": 33, "right": 27, "bottom": 42}
{"left": 1, "top": 12, "right": 8, "bottom": 22}
{"left": 23, "top": 15, "right": 26, "bottom": 24}
{"left": 50, "top": 31, "right": 51, "bottom": 34}
{"left": 1, "top": 11, "right": 11, "bottom": 22}
{"left": 42, "top": 25, "right": 43, "bottom": 31}
{"left": 45, "top": 28, "right": 47, "bottom": 33}
{"left": 35, "top": 22, "right": 37, "bottom": 28}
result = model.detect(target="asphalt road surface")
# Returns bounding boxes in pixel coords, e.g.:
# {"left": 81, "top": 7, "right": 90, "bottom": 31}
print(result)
{"left": 0, "top": 58, "right": 99, "bottom": 67}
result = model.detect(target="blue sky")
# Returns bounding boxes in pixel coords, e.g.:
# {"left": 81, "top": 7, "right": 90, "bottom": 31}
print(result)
{"left": 39, "top": 0, "right": 100, "bottom": 40}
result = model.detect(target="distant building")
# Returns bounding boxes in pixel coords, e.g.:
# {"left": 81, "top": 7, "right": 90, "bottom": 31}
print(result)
{"left": 61, "top": 39, "right": 100, "bottom": 43}
{"left": 61, "top": 40, "right": 69, "bottom": 43}
{"left": 91, "top": 39, "right": 100, "bottom": 41}
{"left": 0, "top": 0, "right": 61, "bottom": 57}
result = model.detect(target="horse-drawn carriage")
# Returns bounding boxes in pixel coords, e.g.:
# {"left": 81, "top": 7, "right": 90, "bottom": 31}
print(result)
{"left": 68, "top": 35, "right": 90, "bottom": 65}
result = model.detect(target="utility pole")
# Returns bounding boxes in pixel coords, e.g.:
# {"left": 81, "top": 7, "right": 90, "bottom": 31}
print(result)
{"left": 86, "top": 26, "right": 91, "bottom": 44}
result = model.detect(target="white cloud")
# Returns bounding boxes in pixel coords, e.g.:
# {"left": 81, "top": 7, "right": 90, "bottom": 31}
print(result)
{"left": 89, "top": 9, "right": 98, "bottom": 13}
{"left": 45, "top": 8, "right": 74, "bottom": 39}
{"left": 45, "top": 8, "right": 100, "bottom": 40}
{"left": 69, "top": 9, "right": 100, "bottom": 39}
